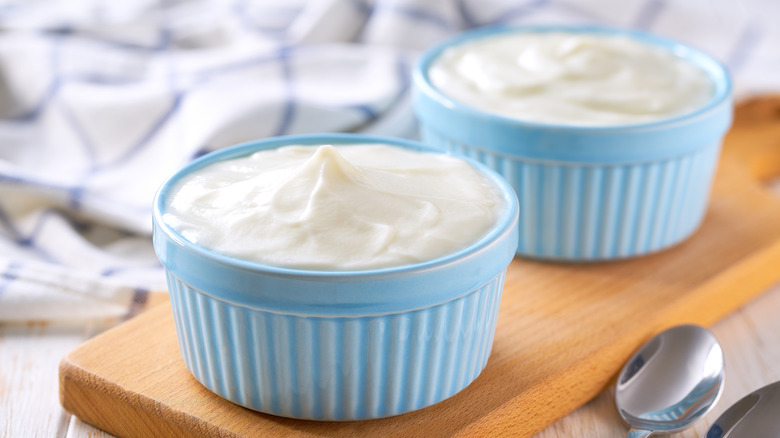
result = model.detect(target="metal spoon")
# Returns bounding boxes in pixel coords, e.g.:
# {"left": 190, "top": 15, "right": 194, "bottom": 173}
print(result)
{"left": 705, "top": 380, "right": 780, "bottom": 437}
{"left": 615, "top": 324, "right": 725, "bottom": 438}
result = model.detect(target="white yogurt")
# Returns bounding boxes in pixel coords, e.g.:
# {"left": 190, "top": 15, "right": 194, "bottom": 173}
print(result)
{"left": 429, "top": 32, "right": 715, "bottom": 126}
{"left": 163, "top": 144, "right": 505, "bottom": 270}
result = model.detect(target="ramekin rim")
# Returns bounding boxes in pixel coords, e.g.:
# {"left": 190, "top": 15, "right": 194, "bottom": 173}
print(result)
{"left": 153, "top": 133, "right": 520, "bottom": 280}
{"left": 172, "top": 269, "right": 504, "bottom": 317}
{"left": 414, "top": 24, "right": 733, "bottom": 133}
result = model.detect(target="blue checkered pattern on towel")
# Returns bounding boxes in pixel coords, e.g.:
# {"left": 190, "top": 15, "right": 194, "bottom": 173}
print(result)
{"left": 0, "top": 0, "right": 776, "bottom": 322}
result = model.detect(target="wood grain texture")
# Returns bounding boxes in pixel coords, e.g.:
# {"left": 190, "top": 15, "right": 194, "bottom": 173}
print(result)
{"left": 535, "top": 280, "right": 780, "bottom": 437}
{"left": 59, "top": 97, "right": 780, "bottom": 438}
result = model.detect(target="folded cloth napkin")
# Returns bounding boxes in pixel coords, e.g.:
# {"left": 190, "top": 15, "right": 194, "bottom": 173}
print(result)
{"left": 0, "top": 0, "right": 777, "bottom": 323}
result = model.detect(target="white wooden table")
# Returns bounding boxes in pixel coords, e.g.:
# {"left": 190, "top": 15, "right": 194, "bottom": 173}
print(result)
{"left": 4, "top": 180, "right": 780, "bottom": 437}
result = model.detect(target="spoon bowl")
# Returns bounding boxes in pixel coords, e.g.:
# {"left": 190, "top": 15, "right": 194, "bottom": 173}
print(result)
{"left": 705, "top": 380, "right": 780, "bottom": 437}
{"left": 615, "top": 324, "right": 725, "bottom": 437}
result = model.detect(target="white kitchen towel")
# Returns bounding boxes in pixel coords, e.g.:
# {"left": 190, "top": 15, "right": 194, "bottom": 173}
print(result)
{"left": 0, "top": 0, "right": 777, "bottom": 323}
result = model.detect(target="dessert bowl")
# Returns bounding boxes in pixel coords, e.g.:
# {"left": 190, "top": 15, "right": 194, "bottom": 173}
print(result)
{"left": 152, "top": 133, "right": 519, "bottom": 420}
{"left": 413, "top": 25, "right": 732, "bottom": 260}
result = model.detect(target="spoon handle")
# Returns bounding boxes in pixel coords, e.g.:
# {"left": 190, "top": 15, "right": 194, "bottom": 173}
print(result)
{"left": 626, "top": 428, "right": 653, "bottom": 438}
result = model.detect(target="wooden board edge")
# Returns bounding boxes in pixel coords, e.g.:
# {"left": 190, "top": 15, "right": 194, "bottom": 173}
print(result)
{"left": 57, "top": 302, "right": 223, "bottom": 438}
{"left": 58, "top": 352, "right": 232, "bottom": 438}
{"left": 658, "top": 232, "right": 780, "bottom": 329}
{"left": 452, "top": 236, "right": 780, "bottom": 438}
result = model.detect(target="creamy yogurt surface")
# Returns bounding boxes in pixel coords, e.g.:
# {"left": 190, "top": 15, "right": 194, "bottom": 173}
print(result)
{"left": 163, "top": 144, "right": 505, "bottom": 270}
{"left": 429, "top": 32, "right": 715, "bottom": 126}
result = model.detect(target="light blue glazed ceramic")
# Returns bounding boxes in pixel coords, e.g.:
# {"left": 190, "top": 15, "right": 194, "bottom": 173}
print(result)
{"left": 152, "top": 134, "right": 519, "bottom": 421}
{"left": 413, "top": 25, "right": 733, "bottom": 260}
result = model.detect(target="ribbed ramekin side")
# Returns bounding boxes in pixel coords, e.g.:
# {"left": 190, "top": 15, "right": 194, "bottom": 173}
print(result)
{"left": 420, "top": 126, "right": 722, "bottom": 260}
{"left": 166, "top": 270, "right": 506, "bottom": 420}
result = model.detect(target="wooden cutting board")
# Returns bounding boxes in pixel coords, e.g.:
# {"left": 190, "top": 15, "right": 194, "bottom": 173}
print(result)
{"left": 59, "top": 97, "right": 780, "bottom": 438}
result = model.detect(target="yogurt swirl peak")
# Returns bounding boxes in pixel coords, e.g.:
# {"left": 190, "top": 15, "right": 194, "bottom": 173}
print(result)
{"left": 163, "top": 144, "right": 505, "bottom": 270}
{"left": 429, "top": 32, "right": 715, "bottom": 126}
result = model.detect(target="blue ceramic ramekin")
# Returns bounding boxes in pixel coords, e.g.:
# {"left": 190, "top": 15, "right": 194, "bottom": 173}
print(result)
{"left": 152, "top": 133, "right": 519, "bottom": 420}
{"left": 413, "top": 25, "right": 732, "bottom": 260}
